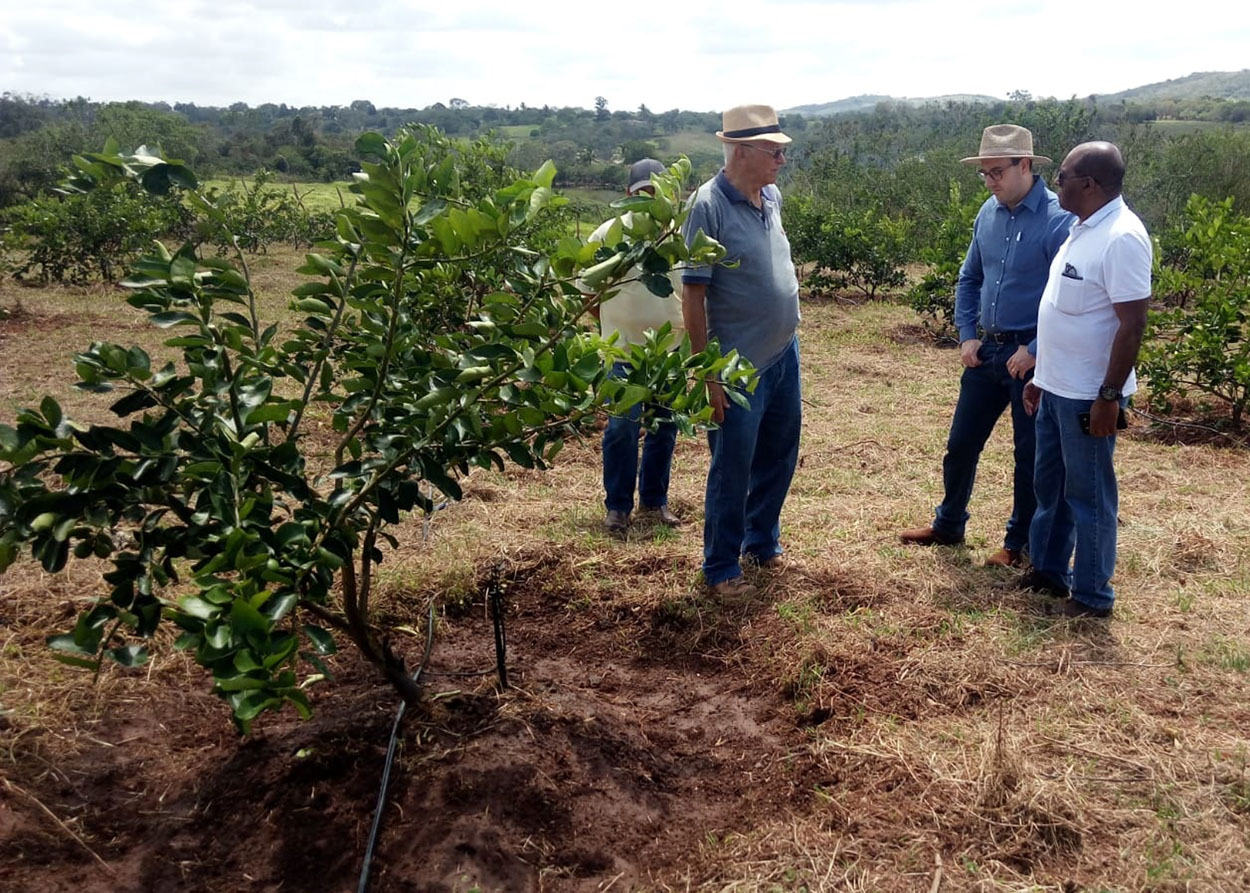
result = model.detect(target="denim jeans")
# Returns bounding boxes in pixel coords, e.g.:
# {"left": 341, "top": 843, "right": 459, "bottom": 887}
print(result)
{"left": 933, "top": 340, "right": 1036, "bottom": 552}
{"left": 602, "top": 362, "right": 677, "bottom": 514}
{"left": 1028, "top": 390, "right": 1120, "bottom": 611}
{"left": 703, "top": 337, "right": 801, "bottom": 585}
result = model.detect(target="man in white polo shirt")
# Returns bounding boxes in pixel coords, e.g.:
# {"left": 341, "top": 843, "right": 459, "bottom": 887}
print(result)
{"left": 1022, "top": 141, "right": 1152, "bottom": 619}
{"left": 587, "top": 158, "right": 686, "bottom": 537}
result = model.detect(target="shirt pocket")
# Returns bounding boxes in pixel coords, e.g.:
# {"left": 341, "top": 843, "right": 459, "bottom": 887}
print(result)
{"left": 1053, "top": 275, "right": 1089, "bottom": 315}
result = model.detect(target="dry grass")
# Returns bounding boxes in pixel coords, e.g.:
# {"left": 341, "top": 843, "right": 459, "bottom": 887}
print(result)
{"left": 2, "top": 259, "right": 1249, "bottom": 890}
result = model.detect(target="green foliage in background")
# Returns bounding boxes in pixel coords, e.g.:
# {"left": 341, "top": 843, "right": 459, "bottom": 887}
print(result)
{"left": 786, "top": 197, "right": 910, "bottom": 299}
{"left": 0, "top": 128, "right": 751, "bottom": 732}
{"left": 0, "top": 140, "right": 194, "bottom": 282}
{"left": 907, "top": 181, "right": 981, "bottom": 342}
{"left": 1139, "top": 195, "right": 1250, "bottom": 429}
{"left": 198, "top": 170, "right": 336, "bottom": 254}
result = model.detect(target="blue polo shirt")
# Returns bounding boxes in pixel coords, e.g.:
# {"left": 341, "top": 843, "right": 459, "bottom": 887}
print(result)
{"left": 955, "top": 174, "right": 1074, "bottom": 352}
{"left": 681, "top": 170, "right": 800, "bottom": 370}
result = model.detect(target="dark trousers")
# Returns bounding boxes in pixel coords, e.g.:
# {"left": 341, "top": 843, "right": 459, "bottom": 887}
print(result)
{"left": 932, "top": 340, "right": 1036, "bottom": 552}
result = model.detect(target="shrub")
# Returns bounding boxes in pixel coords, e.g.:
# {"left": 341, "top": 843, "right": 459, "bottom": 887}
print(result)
{"left": 199, "top": 170, "right": 334, "bottom": 253}
{"left": 1139, "top": 194, "right": 1250, "bottom": 429}
{"left": 786, "top": 198, "right": 910, "bottom": 299}
{"left": 907, "top": 181, "right": 980, "bottom": 342}
{"left": 1, "top": 179, "right": 191, "bottom": 283}
{"left": 0, "top": 132, "right": 749, "bottom": 732}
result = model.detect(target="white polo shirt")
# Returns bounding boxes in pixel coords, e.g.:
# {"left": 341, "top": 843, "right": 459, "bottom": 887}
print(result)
{"left": 1034, "top": 196, "right": 1152, "bottom": 400}
{"left": 585, "top": 215, "right": 684, "bottom": 348}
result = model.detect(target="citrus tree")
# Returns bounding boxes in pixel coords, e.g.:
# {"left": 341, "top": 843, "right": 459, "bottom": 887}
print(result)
{"left": 0, "top": 127, "right": 750, "bottom": 731}
{"left": 1139, "top": 195, "right": 1250, "bottom": 430}
{"left": 907, "top": 181, "right": 981, "bottom": 342}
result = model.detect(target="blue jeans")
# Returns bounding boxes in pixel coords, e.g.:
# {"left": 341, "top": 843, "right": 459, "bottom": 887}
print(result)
{"left": 602, "top": 362, "right": 677, "bottom": 514}
{"left": 703, "top": 337, "right": 802, "bottom": 585}
{"left": 1028, "top": 390, "right": 1120, "bottom": 611}
{"left": 933, "top": 340, "right": 1036, "bottom": 552}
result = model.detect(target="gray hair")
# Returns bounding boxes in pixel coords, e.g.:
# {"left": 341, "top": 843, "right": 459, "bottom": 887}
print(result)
{"left": 723, "top": 142, "right": 737, "bottom": 165}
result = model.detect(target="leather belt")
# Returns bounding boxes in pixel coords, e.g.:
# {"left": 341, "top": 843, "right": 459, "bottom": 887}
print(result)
{"left": 982, "top": 330, "right": 1035, "bottom": 345}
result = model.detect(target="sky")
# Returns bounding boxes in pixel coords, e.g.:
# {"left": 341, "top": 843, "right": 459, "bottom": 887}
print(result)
{"left": 2, "top": 0, "right": 1247, "bottom": 112}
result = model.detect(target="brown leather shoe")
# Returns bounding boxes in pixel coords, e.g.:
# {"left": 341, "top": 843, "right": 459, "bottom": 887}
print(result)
{"left": 745, "top": 553, "right": 791, "bottom": 571}
{"left": 642, "top": 504, "right": 682, "bottom": 527}
{"left": 899, "top": 525, "right": 964, "bottom": 546}
{"left": 709, "top": 576, "right": 758, "bottom": 600}
{"left": 984, "top": 547, "right": 1025, "bottom": 568}
{"left": 604, "top": 509, "right": 629, "bottom": 537}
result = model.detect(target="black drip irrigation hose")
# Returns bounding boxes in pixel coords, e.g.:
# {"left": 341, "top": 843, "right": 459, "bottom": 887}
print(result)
{"left": 356, "top": 565, "right": 510, "bottom": 892}
{"left": 489, "top": 566, "right": 509, "bottom": 689}
{"left": 356, "top": 600, "right": 436, "bottom": 893}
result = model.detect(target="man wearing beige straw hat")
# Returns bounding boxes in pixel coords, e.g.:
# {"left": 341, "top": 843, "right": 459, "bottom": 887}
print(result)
{"left": 682, "top": 104, "right": 801, "bottom": 599}
{"left": 899, "top": 124, "right": 1073, "bottom": 567}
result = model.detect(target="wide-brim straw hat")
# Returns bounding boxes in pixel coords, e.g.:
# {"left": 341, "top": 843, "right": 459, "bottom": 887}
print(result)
{"left": 960, "top": 124, "right": 1051, "bottom": 164}
{"left": 716, "top": 104, "right": 792, "bottom": 145}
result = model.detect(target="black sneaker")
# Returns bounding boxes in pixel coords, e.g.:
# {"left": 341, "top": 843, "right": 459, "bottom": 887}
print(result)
{"left": 1019, "top": 567, "right": 1070, "bottom": 599}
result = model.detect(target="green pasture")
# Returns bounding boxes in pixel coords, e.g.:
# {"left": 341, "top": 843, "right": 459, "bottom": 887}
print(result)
{"left": 655, "top": 129, "right": 723, "bottom": 160}
{"left": 202, "top": 178, "right": 353, "bottom": 211}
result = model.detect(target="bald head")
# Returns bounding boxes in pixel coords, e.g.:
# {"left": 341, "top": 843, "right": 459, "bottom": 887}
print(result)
{"left": 1068, "top": 141, "right": 1125, "bottom": 196}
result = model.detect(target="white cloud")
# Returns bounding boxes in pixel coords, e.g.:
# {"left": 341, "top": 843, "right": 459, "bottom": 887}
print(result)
{"left": 0, "top": 0, "right": 1246, "bottom": 110}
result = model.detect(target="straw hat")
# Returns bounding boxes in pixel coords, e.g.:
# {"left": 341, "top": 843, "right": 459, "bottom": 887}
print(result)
{"left": 716, "top": 104, "right": 792, "bottom": 145}
{"left": 960, "top": 124, "right": 1051, "bottom": 165}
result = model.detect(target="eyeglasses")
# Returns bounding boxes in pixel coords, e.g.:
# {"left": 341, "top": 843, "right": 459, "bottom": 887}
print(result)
{"left": 743, "top": 143, "right": 788, "bottom": 161}
{"left": 1054, "top": 170, "right": 1097, "bottom": 187}
{"left": 977, "top": 158, "right": 1021, "bottom": 182}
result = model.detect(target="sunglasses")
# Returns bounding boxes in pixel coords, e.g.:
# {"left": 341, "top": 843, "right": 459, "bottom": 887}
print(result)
{"left": 743, "top": 143, "right": 788, "bottom": 161}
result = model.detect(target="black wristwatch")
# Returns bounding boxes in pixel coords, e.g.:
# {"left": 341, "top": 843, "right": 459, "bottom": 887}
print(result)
{"left": 1097, "top": 384, "right": 1122, "bottom": 402}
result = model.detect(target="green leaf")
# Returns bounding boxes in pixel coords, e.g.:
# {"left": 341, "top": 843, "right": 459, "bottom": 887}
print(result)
{"left": 150, "top": 311, "right": 200, "bottom": 328}
{"left": 303, "top": 625, "right": 337, "bottom": 655}
{"left": 170, "top": 254, "right": 197, "bottom": 285}
{"left": 414, "top": 198, "right": 447, "bottom": 225}
{"left": 47, "top": 633, "right": 94, "bottom": 656}
{"left": 40, "top": 396, "right": 63, "bottom": 429}
{"left": 246, "top": 402, "right": 297, "bottom": 424}
{"left": 108, "top": 645, "right": 149, "bottom": 667}
{"left": 355, "top": 131, "right": 387, "bottom": 158}
{"left": 110, "top": 389, "right": 159, "bottom": 417}
{"left": 51, "top": 652, "right": 102, "bottom": 671}
{"left": 532, "top": 160, "right": 557, "bottom": 189}
{"left": 179, "top": 595, "right": 220, "bottom": 620}
{"left": 230, "top": 598, "right": 270, "bottom": 636}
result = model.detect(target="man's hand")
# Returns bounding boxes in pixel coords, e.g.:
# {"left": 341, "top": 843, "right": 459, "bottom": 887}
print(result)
{"left": 1088, "top": 398, "right": 1119, "bottom": 437}
{"left": 960, "top": 338, "right": 983, "bottom": 368}
{"left": 705, "top": 380, "right": 729, "bottom": 424}
{"left": 1023, "top": 381, "right": 1041, "bottom": 416}
{"left": 1006, "top": 345, "right": 1035, "bottom": 379}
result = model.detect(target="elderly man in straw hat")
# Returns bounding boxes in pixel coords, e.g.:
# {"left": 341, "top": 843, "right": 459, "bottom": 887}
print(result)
{"left": 899, "top": 125, "right": 1073, "bottom": 567}
{"left": 681, "top": 104, "right": 801, "bottom": 599}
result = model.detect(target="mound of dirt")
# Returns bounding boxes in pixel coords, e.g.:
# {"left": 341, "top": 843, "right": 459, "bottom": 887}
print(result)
{"left": 2, "top": 554, "right": 820, "bottom": 892}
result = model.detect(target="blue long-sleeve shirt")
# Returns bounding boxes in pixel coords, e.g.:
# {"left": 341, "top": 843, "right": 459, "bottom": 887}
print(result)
{"left": 955, "top": 174, "right": 1074, "bottom": 354}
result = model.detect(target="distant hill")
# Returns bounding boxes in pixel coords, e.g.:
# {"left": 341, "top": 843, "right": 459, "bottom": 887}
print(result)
{"left": 788, "top": 70, "right": 1250, "bottom": 118}
{"left": 1096, "top": 69, "right": 1250, "bottom": 103}
{"left": 785, "top": 93, "right": 998, "bottom": 117}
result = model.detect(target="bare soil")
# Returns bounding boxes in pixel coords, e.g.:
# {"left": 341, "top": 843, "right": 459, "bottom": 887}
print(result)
{"left": 3, "top": 266, "right": 1249, "bottom": 891}
{"left": 2, "top": 550, "right": 821, "bottom": 893}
